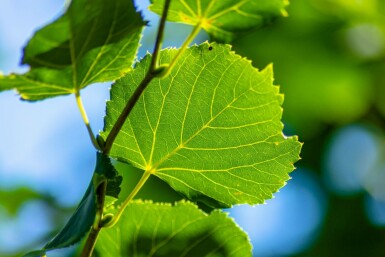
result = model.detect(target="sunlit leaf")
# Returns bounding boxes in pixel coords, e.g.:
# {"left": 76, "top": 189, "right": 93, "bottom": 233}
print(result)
{"left": 102, "top": 42, "right": 301, "bottom": 206}
{"left": 0, "top": 0, "right": 145, "bottom": 100}
{"left": 149, "top": 0, "right": 289, "bottom": 42}
{"left": 95, "top": 201, "right": 251, "bottom": 257}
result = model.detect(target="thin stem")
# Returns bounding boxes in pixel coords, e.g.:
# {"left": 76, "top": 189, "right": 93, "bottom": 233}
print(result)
{"left": 75, "top": 92, "right": 100, "bottom": 150}
{"left": 80, "top": 228, "right": 100, "bottom": 257}
{"left": 159, "top": 21, "right": 202, "bottom": 78}
{"left": 104, "top": 170, "right": 152, "bottom": 228}
{"left": 80, "top": 178, "right": 107, "bottom": 257}
{"left": 94, "top": 180, "right": 107, "bottom": 229}
{"left": 103, "top": 73, "right": 155, "bottom": 154}
{"left": 103, "top": 0, "right": 172, "bottom": 155}
{"left": 150, "top": 0, "right": 171, "bottom": 71}
{"left": 80, "top": 1, "right": 172, "bottom": 256}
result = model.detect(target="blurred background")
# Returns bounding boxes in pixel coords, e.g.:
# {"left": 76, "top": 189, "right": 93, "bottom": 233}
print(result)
{"left": 0, "top": 0, "right": 385, "bottom": 256}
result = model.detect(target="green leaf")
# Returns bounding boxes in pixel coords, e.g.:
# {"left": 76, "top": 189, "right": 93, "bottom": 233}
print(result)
{"left": 0, "top": 0, "right": 145, "bottom": 100}
{"left": 23, "top": 153, "right": 120, "bottom": 255}
{"left": 102, "top": 42, "right": 301, "bottom": 206}
{"left": 149, "top": 0, "right": 289, "bottom": 42}
{"left": 43, "top": 177, "right": 96, "bottom": 251}
{"left": 95, "top": 201, "right": 252, "bottom": 257}
{"left": 94, "top": 153, "right": 123, "bottom": 199}
{"left": 21, "top": 179, "right": 95, "bottom": 257}
{"left": 22, "top": 250, "right": 47, "bottom": 257}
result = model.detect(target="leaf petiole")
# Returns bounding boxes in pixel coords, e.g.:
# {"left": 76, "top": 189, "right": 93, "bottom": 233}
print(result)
{"left": 102, "top": 170, "right": 152, "bottom": 228}
{"left": 75, "top": 91, "right": 101, "bottom": 150}
{"left": 157, "top": 21, "right": 202, "bottom": 78}
{"left": 150, "top": 0, "right": 172, "bottom": 72}
{"left": 81, "top": 0, "right": 172, "bottom": 255}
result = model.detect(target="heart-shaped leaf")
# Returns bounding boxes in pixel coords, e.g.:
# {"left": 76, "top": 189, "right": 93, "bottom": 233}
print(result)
{"left": 102, "top": 42, "right": 301, "bottom": 207}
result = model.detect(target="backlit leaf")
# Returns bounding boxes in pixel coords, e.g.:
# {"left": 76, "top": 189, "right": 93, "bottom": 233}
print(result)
{"left": 149, "top": 0, "right": 289, "bottom": 42}
{"left": 102, "top": 42, "right": 301, "bottom": 206}
{"left": 95, "top": 201, "right": 251, "bottom": 257}
{"left": 0, "top": 0, "right": 145, "bottom": 100}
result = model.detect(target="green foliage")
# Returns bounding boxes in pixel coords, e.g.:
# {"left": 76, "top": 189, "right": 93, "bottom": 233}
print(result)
{"left": 0, "top": 0, "right": 145, "bottom": 100}
{"left": 0, "top": 0, "right": 302, "bottom": 256}
{"left": 94, "top": 153, "right": 122, "bottom": 199}
{"left": 0, "top": 188, "right": 48, "bottom": 216}
{"left": 95, "top": 201, "right": 252, "bottom": 257}
{"left": 41, "top": 179, "right": 96, "bottom": 254}
{"left": 150, "top": 0, "right": 289, "bottom": 42}
{"left": 102, "top": 42, "right": 301, "bottom": 207}
{"left": 231, "top": 0, "right": 383, "bottom": 138}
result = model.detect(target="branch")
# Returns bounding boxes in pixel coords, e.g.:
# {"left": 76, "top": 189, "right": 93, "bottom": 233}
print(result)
{"left": 103, "top": 0, "right": 172, "bottom": 155}
{"left": 80, "top": 1, "right": 172, "bottom": 256}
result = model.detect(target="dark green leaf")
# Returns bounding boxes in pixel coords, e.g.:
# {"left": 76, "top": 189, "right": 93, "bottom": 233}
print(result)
{"left": 102, "top": 42, "right": 302, "bottom": 207}
{"left": 22, "top": 250, "right": 47, "bottom": 257}
{"left": 95, "top": 201, "right": 252, "bottom": 257}
{"left": 0, "top": 0, "right": 145, "bottom": 100}
{"left": 149, "top": 0, "right": 289, "bottom": 42}
{"left": 43, "top": 178, "right": 96, "bottom": 250}
{"left": 23, "top": 153, "right": 121, "bottom": 255}
{"left": 94, "top": 153, "right": 122, "bottom": 199}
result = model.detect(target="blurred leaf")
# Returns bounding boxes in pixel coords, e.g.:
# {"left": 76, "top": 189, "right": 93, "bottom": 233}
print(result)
{"left": 0, "top": 188, "right": 46, "bottom": 216}
{"left": 149, "top": 0, "right": 289, "bottom": 42}
{"left": 0, "top": 0, "right": 145, "bottom": 100}
{"left": 95, "top": 201, "right": 252, "bottom": 257}
{"left": 102, "top": 42, "right": 301, "bottom": 206}
{"left": 311, "top": 0, "right": 384, "bottom": 21}
{"left": 232, "top": 0, "right": 374, "bottom": 138}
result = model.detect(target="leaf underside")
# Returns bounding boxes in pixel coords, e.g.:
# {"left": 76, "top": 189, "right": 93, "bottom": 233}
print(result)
{"left": 0, "top": 0, "right": 145, "bottom": 101}
{"left": 149, "top": 0, "right": 289, "bottom": 42}
{"left": 102, "top": 42, "right": 301, "bottom": 207}
{"left": 95, "top": 201, "right": 252, "bottom": 257}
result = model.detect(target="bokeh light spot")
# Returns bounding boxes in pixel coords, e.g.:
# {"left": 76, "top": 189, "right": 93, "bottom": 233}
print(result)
{"left": 323, "top": 125, "right": 379, "bottom": 195}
